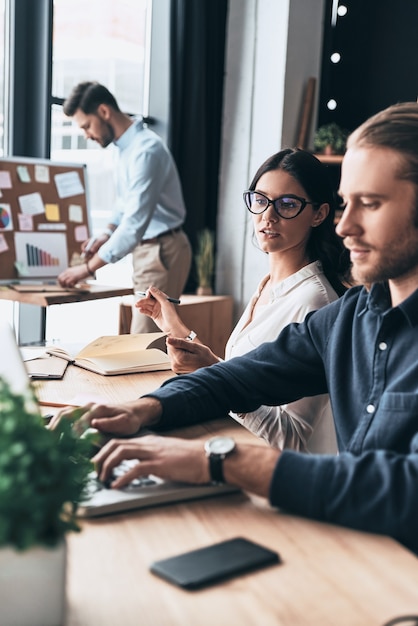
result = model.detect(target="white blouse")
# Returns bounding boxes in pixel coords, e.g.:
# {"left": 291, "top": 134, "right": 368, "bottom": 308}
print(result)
{"left": 225, "top": 261, "right": 338, "bottom": 454}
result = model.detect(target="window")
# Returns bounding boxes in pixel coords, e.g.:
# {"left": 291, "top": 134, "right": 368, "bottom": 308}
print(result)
{"left": 0, "top": 0, "right": 169, "bottom": 341}
{"left": 49, "top": 0, "right": 151, "bottom": 290}
{"left": 50, "top": 0, "right": 151, "bottom": 236}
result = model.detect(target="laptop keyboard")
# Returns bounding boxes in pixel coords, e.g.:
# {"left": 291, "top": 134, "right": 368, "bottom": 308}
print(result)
{"left": 84, "top": 460, "right": 159, "bottom": 498}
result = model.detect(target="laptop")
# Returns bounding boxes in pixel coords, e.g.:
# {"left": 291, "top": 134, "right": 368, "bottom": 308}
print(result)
{"left": 1, "top": 321, "right": 239, "bottom": 518}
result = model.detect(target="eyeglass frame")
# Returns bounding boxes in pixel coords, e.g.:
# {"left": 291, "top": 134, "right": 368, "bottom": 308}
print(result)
{"left": 243, "top": 190, "right": 320, "bottom": 220}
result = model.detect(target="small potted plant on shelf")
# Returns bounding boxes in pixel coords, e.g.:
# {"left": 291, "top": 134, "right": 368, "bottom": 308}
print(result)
{"left": 313, "top": 122, "right": 349, "bottom": 155}
{"left": 0, "top": 378, "right": 95, "bottom": 626}
{"left": 195, "top": 228, "right": 215, "bottom": 295}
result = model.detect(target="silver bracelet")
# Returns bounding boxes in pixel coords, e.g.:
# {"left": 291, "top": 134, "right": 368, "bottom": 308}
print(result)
{"left": 186, "top": 330, "right": 197, "bottom": 341}
{"left": 102, "top": 227, "right": 114, "bottom": 238}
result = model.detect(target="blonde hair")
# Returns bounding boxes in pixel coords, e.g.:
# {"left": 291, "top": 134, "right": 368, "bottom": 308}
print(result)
{"left": 347, "top": 102, "right": 418, "bottom": 187}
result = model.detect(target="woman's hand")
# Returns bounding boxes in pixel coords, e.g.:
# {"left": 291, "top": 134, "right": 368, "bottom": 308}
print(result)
{"left": 135, "top": 285, "right": 189, "bottom": 336}
{"left": 166, "top": 337, "right": 220, "bottom": 374}
{"left": 135, "top": 285, "right": 221, "bottom": 374}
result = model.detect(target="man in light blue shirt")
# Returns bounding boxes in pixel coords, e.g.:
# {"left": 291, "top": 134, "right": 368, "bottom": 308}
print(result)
{"left": 58, "top": 82, "right": 192, "bottom": 333}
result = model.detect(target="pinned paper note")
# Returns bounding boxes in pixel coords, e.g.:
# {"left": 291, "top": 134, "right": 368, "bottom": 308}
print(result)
{"left": 54, "top": 171, "right": 84, "bottom": 198}
{"left": 15, "top": 260, "right": 29, "bottom": 276}
{"left": 0, "top": 171, "right": 12, "bottom": 189}
{"left": 18, "top": 192, "right": 45, "bottom": 216}
{"left": 74, "top": 224, "right": 88, "bottom": 242}
{"left": 34, "top": 164, "right": 50, "bottom": 183}
{"left": 38, "top": 223, "right": 66, "bottom": 231}
{"left": 0, "top": 204, "right": 13, "bottom": 231}
{"left": 69, "top": 204, "right": 83, "bottom": 223}
{"left": 0, "top": 233, "right": 9, "bottom": 253}
{"left": 17, "top": 165, "right": 31, "bottom": 183}
{"left": 18, "top": 213, "right": 33, "bottom": 231}
{"left": 45, "top": 203, "right": 60, "bottom": 221}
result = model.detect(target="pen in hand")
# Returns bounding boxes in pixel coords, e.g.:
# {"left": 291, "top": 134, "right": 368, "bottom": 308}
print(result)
{"left": 80, "top": 237, "right": 97, "bottom": 259}
{"left": 135, "top": 291, "right": 181, "bottom": 305}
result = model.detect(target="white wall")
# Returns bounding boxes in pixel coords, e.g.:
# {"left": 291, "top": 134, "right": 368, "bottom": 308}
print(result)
{"left": 217, "top": 0, "right": 325, "bottom": 319}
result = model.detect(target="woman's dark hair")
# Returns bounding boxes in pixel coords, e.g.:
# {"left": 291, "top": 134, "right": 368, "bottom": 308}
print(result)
{"left": 63, "top": 81, "right": 120, "bottom": 117}
{"left": 248, "top": 147, "right": 351, "bottom": 295}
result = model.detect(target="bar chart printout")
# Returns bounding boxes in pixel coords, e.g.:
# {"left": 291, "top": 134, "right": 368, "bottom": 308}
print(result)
{"left": 25, "top": 242, "right": 60, "bottom": 267}
{"left": 14, "top": 233, "right": 68, "bottom": 278}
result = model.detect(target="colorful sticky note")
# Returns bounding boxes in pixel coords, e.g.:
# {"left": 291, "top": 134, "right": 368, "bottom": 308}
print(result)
{"left": 15, "top": 261, "right": 29, "bottom": 276}
{"left": 74, "top": 224, "right": 88, "bottom": 242}
{"left": 18, "top": 213, "right": 33, "bottom": 231}
{"left": 45, "top": 203, "right": 60, "bottom": 221}
{"left": 0, "top": 171, "right": 12, "bottom": 189}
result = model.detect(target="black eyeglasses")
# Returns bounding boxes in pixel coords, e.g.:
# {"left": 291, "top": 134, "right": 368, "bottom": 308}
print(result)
{"left": 243, "top": 190, "right": 318, "bottom": 220}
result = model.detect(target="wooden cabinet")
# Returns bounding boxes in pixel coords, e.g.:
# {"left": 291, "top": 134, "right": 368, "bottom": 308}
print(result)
{"left": 119, "top": 294, "right": 234, "bottom": 358}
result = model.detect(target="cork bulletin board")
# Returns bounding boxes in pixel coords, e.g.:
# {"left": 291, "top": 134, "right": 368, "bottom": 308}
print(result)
{"left": 0, "top": 156, "right": 91, "bottom": 282}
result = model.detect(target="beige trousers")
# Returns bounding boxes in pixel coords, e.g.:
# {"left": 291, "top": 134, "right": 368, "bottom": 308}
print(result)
{"left": 130, "top": 229, "right": 192, "bottom": 333}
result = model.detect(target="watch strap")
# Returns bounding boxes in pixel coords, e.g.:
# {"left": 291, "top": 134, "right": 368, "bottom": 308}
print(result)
{"left": 208, "top": 454, "right": 225, "bottom": 484}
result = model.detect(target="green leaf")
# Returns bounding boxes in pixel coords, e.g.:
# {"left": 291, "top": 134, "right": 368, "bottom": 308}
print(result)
{"left": 0, "top": 378, "right": 93, "bottom": 550}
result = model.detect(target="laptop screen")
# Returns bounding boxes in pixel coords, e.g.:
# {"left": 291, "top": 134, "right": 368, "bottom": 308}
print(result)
{"left": 0, "top": 321, "right": 34, "bottom": 396}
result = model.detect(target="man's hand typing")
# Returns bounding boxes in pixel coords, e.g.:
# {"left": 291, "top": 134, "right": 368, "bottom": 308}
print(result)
{"left": 48, "top": 397, "right": 163, "bottom": 436}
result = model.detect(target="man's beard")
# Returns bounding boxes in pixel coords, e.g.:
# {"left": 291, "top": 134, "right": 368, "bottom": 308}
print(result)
{"left": 98, "top": 122, "right": 115, "bottom": 148}
{"left": 351, "top": 236, "right": 418, "bottom": 285}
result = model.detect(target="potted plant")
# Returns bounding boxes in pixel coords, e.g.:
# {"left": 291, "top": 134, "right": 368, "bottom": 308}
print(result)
{"left": 195, "top": 228, "right": 215, "bottom": 295}
{"left": 313, "top": 122, "right": 349, "bottom": 155}
{"left": 0, "top": 378, "right": 94, "bottom": 626}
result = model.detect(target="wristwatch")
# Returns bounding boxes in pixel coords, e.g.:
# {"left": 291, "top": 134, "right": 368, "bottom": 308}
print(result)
{"left": 204, "top": 436, "right": 236, "bottom": 484}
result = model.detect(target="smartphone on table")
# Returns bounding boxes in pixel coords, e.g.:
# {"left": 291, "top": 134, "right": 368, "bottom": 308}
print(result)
{"left": 150, "top": 536, "right": 281, "bottom": 590}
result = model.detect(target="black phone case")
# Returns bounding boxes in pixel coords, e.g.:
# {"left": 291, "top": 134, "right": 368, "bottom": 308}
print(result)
{"left": 149, "top": 537, "right": 280, "bottom": 590}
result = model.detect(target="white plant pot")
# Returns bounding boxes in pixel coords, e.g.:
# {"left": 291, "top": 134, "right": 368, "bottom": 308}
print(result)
{"left": 0, "top": 541, "right": 66, "bottom": 626}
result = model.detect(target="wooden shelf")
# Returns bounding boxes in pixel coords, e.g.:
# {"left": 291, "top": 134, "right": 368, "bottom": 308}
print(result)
{"left": 314, "top": 153, "right": 344, "bottom": 164}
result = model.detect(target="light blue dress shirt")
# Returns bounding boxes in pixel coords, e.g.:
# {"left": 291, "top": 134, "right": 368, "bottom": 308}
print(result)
{"left": 99, "top": 118, "right": 186, "bottom": 264}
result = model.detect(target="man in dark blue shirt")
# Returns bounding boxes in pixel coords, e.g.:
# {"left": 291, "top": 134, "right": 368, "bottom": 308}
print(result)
{"left": 56, "top": 102, "right": 418, "bottom": 554}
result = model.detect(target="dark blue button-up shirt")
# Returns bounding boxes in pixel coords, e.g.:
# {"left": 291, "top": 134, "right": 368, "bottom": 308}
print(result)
{"left": 150, "top": 283, "right": 418, "bottom": 553}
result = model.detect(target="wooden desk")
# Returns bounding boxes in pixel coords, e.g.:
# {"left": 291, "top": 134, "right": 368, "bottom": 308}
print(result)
{"left": 0, "top": 283, "right": 133, "bottom": 307}
{"left": 33, "top": 363, "right": 172, "bottom": 408}
{"left": 0, "top": 282, "right": 133, "bottom": 344}
{"left": 34, "top": 368, "right": 418, "bottom": 626}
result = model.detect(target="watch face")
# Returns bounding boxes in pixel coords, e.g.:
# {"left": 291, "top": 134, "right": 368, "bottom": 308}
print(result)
{"left": 205, "top": 436, "right": 235, "bottom": 456}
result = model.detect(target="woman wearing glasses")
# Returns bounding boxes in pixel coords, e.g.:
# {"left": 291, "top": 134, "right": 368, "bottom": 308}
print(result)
{"left": 137, "top": 148, "right": 351, "bottom": 453}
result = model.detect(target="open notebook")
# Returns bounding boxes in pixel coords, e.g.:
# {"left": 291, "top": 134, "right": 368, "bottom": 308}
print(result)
{"left": 1, "top": 321, "right": 239, "bottom": 518}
